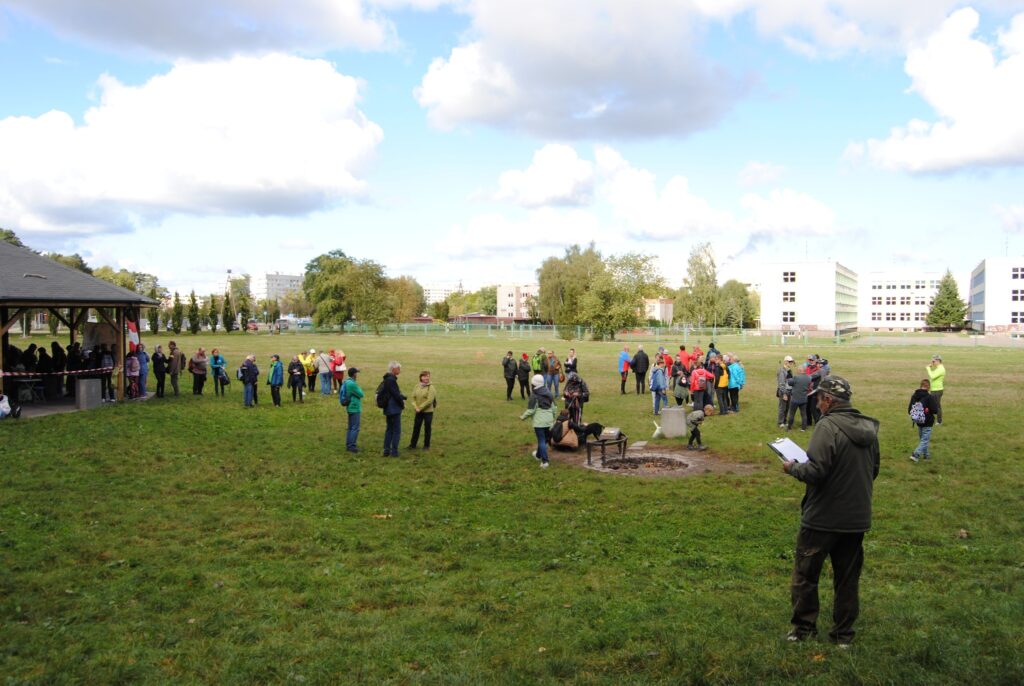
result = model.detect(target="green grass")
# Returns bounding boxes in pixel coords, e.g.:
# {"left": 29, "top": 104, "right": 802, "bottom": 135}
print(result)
{"left": 2, "top": 332, "right": 1023, "bottom": 684}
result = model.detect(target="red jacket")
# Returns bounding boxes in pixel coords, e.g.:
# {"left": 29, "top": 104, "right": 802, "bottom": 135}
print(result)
{"left": 689, "top": 367, "right": 714, "bottom": 392}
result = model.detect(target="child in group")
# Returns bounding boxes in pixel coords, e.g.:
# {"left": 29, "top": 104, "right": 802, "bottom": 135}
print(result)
{"left": 342, "top": 367, "right": 364, "bottom": 453}
{"left": 686, "top": 404, "right": 715, "bottom": 451}
{"left": 908, "top": 378, "right": 939, "bottom": 462}
{"left": 521, "top": 374, "right": 556, "bottom": 469}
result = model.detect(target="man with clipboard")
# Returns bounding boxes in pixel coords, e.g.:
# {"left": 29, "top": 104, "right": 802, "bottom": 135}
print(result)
{"left": 780, "top": 376, "right": 880, "bottom": 648}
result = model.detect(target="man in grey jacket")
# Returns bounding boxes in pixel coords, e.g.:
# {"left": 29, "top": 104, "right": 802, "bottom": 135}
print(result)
{"left": 782, "top": 376, "right": 880, "bottom": 647}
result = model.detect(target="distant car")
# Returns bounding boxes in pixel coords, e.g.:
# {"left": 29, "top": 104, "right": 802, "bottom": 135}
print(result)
{"left": 275, "top": 319, "right": 290, "bottom": 331}
{"left": 247, "top": 319, "right": 259, "bottom": 331}
{"left": 296, "top": 318, "right": 313, "bottom": 329}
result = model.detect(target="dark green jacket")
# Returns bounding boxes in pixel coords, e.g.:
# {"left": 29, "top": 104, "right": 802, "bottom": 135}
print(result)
{"left": 789, "top": 406, "right": 880, "bottom": 533}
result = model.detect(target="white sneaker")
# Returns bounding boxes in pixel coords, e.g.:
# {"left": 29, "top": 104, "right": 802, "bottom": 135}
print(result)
{"left": 540, "top": 462, "right": 549, "bottom": 468}
{"left": 531, "top": 450, "right": 537, "bottom": 459}
{"left": 909, "top": 454, "right": 919, "bottom": 463}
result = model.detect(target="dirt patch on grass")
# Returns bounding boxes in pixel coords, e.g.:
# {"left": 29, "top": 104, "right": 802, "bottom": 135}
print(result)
{"left": 550, "top": 441, "right": 760, "bottom": 478}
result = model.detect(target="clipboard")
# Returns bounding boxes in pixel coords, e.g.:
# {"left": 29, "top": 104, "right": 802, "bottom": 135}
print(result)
{"left": 768, "top": 437, "right": 809, "bottom": 463}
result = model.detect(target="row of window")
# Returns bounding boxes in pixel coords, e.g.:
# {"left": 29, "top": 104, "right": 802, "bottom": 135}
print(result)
{"left": 871, "top": 296, "right": 934, "bottom": 306}
{"left": 1013, "top": 289, "right": 1022, "bottom": 301}
{"left": 869, "top": 281, "right": 940, "bottom": 290}
{"left": 1014, "top": 268, "right": 1022, "bottom": 279}
{"left": 870, "top": 312, "right": 929, "bottom": 322}
{"left": 1012, "top": 312, "right": 1024, "bottom": 323}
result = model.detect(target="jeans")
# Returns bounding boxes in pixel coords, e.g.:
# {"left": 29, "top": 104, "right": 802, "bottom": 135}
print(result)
{"left": 307, "top": 374, "right": 316, "bottom": 392}
{"left": 729, "top": 388, "right": 740, "bottom": 412}
{"left": 716, "top": 387, "right": 730, "bottom": 413}
{"left": 534, "top": 426, "right": 550, "bottom": 463}
{"left": 291, "top": 380, "right": 304, "bottom": 402}
{"left": 243, "top": 382, "right": 254, "bottom": 407}
{"left": 384, "top": 413, "right": 401, "bottom": 456}
{"left": 914, "top": 425, "right": 933, "bottom": 459}
{"left": 545, "top": 373, "right": 559, "bottom": 396}
{"left": 139, "top": 371, "right": 148, "bottom": 397}
{"left": 652, "top": 390, "right": 667, "bottom": 415}
{"left": 213, "top": 372, "right": 227, "bottom": 396}
{"left": 192, "top": 373, "right": 206, "bottom": 395}
{"left": 518, "top": 378, "right": 528, "bottom": 399}
{"left": 346, "top": 411, "right": 361, "bottom": 451}
{"left": 320, "top": 372, "right": 332, "bottom": 395}
{"left": 270, "top": 384, "right": 281, "bottom": 406}
{"left": 410, "top": 411, "right": 433, "bottom": 448}
{"left": 791, "top": 527, "right": 865, "bottom": 644}
{"left": 688, "top": 427, "right": 702, "bottom": 447}
{"left": 692, "top": 390, "right": 705, "bottom": 411}
{"left": 155, "top": 372, "right": 166, "bottom": 397}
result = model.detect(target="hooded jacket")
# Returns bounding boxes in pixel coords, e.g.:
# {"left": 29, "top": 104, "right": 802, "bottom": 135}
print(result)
{"left": 788, "top": 406, "right": 881, "bottom": 533}
{"left": 521, "top": 387, "right": 556, "bottom": 429}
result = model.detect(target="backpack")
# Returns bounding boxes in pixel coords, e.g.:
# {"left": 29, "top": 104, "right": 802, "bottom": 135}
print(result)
{"left": 909, "top": 401, "right": 927, "bottom": 425}
{"left": 236, "top": 365, "right": 244, "bottom": 381}
{"left": 339, "top": 382, "right": 350, "bottom": 406}
{"left": 375, "top": 381, "right": 387, "bottom": 409}
{"left": 696, "top": 372, "right": 707, "bottom": 391}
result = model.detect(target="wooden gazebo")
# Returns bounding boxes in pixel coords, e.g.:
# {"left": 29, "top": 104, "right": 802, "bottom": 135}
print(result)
{"left": 0, "top": 241, "right": 159, "bottom": 400}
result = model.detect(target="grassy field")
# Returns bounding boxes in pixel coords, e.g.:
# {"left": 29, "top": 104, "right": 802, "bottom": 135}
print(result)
{"left": 2, "top": 331, "right": 1023, "bottom": 685}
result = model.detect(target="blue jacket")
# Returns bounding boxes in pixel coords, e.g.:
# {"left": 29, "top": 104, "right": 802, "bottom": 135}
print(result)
{"left": 380, "top": 373, "right": 406, "bottom": 416}
{"left": 727, "top": 362, "right": 745, "bottom": 389}
{"left": 650, "top": 366, "right": 668, "bottom": 392}
{"left": 618, "top": 350, "right": 631, "bottom": 373}
{"left": 267, "top": 360, "right": 284, "bottom": 386}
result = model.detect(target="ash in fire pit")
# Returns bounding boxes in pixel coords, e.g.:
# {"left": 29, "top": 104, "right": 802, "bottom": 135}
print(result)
{"left": 603, "top": 455, "right": 689, "bottom": 471}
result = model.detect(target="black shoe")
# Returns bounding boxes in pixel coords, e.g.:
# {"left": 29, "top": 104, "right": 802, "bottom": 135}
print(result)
{"left": 787, "top": 629, "right": 817, "bottom": 642}
{"left": 347, "top": 447, "right": 359, "bottom": 453}
{"left": 382, "top": 452, "right": 391, "bottom": 457}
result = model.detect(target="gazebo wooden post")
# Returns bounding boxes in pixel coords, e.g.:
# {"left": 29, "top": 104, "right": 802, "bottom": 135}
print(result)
{"left": 0, "top": 306, "right": 6, "bottom": 397}
{"left": 115, "top": 307, "right": 125, "bottom": 401}
{"left": 68, "top": 307, "right": 77, "bottom": 346}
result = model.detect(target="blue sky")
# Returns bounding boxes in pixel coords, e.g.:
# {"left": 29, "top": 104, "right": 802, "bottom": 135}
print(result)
{"left": 1, "top": 1, "right": 1023, "bottom": 297}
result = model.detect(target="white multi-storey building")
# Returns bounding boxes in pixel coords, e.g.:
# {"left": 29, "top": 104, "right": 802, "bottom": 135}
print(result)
{"left": 759, "top": 261, "right": 858, "bottom": 335}
{"left": 643, "top": 298, "right": 674, "bottom": 324}
{"left": 423, "top": 284, "right": 458, "bottom": 305}
{"left": 252, "top": 273, "right": 303, "bottom": 302}
{"left": 857, "top": 271, "right": 968, "bottom": 331}
{"left": 497, "top": 284, "right": 539, "bottom": 319}
{"left": 969, "top": 257, "right": 1024, "bottom": 332}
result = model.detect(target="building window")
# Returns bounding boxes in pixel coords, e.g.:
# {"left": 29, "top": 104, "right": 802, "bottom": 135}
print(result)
{"left": 1012, "top": 312, "right": 1024, "bottom": 324}
{"left": 783, "top": 271, "right": 796, "bottom": 283}
{"left": 782, "top": 291, "right": 795, "bottom": 302}
{"left": 886, "top": 283, "right": 896, "bottom": 290}
{"left": 885, "top": 297, "right": 896, "bottom": 305}
{"left": 900, "top": 283, "right": 911, "bottom": 290}
{"left": 1013, "top": 289, "right": 1023, "bottom": 302}
{"left": 872, "top": 284, "right": 882, "bottom": 290}
{"left": 915, "top": 280, "right": 925, "bottom": 289}
{"left": 871, "top": 297, "right": 882, "bottom": 305}
{"left": 900, "top": 312, "right": 911, "bottom": 321}
{"left": 871, "top": 312, "right": 881, "bottom": 321}
{"left": 900, "top": 296, "right": 911, "bottom": 305}
{"left": 915, "top": 297, "right": 926, "bottom": 305}
{"left": 782, "top": 311, "right": 795, "bottom": 323}
{"left": 1012, "top": 267, "right": 1022, "bottom": 279}
{"left": 885, "top": 313, "right": 896, "bottom": 321}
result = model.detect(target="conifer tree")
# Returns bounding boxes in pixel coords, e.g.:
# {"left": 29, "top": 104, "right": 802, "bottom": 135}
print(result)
{"left": 207, "top": 294, "right": 219, "bottom": 333}
{"left": 222, "top": 293, "right": 236, "bottom": 333}
{"left": 171, "top": 292, "right": 184, "bottom": 334}
{"left": 187, "top": 291, "right": 201, "bottom": 334}
{"left": 926, "top": 270, "right": 968, "bottom": 330}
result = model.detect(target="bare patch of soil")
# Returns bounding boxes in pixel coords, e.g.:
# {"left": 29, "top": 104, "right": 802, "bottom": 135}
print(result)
{"left": 549, "top": 441, "right": 760, "bottom": 478}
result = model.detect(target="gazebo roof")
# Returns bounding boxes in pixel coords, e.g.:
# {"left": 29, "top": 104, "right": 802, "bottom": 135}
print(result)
{"left": 0, "top": 241, "right": 158, "bottom": 308}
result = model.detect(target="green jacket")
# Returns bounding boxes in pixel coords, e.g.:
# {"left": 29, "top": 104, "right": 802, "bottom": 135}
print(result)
{"left": 521, "top": 388, "right": 556, "bottom": 429}
{"left": 926, "top": 363, "right": 945, "bottom": 392}
{"left": 411, "top": 383, "right": 436, "bottom": 414}
{"left": 788, "top": 406, "right": 880, "bottom": 533}
{"left": 343, "top": 378, "right": 365, "bottom": 414}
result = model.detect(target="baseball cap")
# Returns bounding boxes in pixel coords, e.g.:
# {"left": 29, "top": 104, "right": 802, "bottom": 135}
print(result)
{"left": 932, "top": 354, "right": 942, "bottom": 361}
{"left": 811, "top": 375, "right": 852, "bottom": 401}
{"left": 309, "top": 348, "right": 316, "bottom": 354}
{"left": 784, "top": 355, "right": 794, "bottom": 363}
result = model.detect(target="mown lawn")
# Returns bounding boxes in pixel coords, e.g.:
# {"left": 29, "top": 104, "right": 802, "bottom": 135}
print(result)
{"left": 2, "top": 332, "right": 1022, "bottom": 684}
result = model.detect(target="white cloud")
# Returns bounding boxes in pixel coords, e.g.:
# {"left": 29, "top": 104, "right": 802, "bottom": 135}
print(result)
{"left": 0, "top": 54, "right": 384, "bottom": 237}
{"left": 414, "top": 0, "right": 742, "bottom": 138}
{"left": 847, "top": 8, "right": 1024, "bottom": 172}
{"left": 739, "top": 161, "right": 785, "bottom": 187}
{"left": 739, "top": 189, "right": 836, "bottom": 235}
{"left": 693, "top": 0, "right": 1024, "bottom": 55}
{"left": 495, "top": 144, "right": 594, "bottom": 208}
{"left": 435, "top": 208, "right": 605, "bottom": 259}
{"left": 995, "top": 204, "right": 1024, "bottom": 232}
{"left": 1, "top": 0, "right": 393, "bottom": 58}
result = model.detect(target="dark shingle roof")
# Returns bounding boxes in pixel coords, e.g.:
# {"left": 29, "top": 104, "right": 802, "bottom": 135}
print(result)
{"left": 0, "top": 241, "right": 158, "bottom": 306}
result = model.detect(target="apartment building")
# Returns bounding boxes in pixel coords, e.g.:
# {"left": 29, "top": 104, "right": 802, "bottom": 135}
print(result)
{"left": 759, "top": 261, "right": 858, "bottom": 335}
{"left": 969, "top": 257, "right": 1024, "bottom": 332}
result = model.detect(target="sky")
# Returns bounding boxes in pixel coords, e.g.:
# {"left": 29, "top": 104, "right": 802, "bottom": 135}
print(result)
{"left": 1, "top": 0, "right": 1023, "bottom": 297}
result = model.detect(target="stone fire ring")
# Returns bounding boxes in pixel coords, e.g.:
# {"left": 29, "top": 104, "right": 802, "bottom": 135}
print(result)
{"left": 554, "top": 441, "right": 759, "bottom": 478}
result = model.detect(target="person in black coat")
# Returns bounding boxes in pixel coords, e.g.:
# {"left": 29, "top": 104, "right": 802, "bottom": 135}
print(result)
{"left": 630, "top": 345, "right": 650, "bottom": 395}
{"left": 502, "top": 351, "right": 518, "bottom": 401}
{"left": 516, "top": 354, "right": 531, "bottom": 400}
{"left": 151, "top": 345, "right": 168, "bottom": 397}
{"left": 908, "top": 379, "right": 940, "bottom": 462}
{"left": 381, "top": 362, "right": 406, "bottom": 457}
